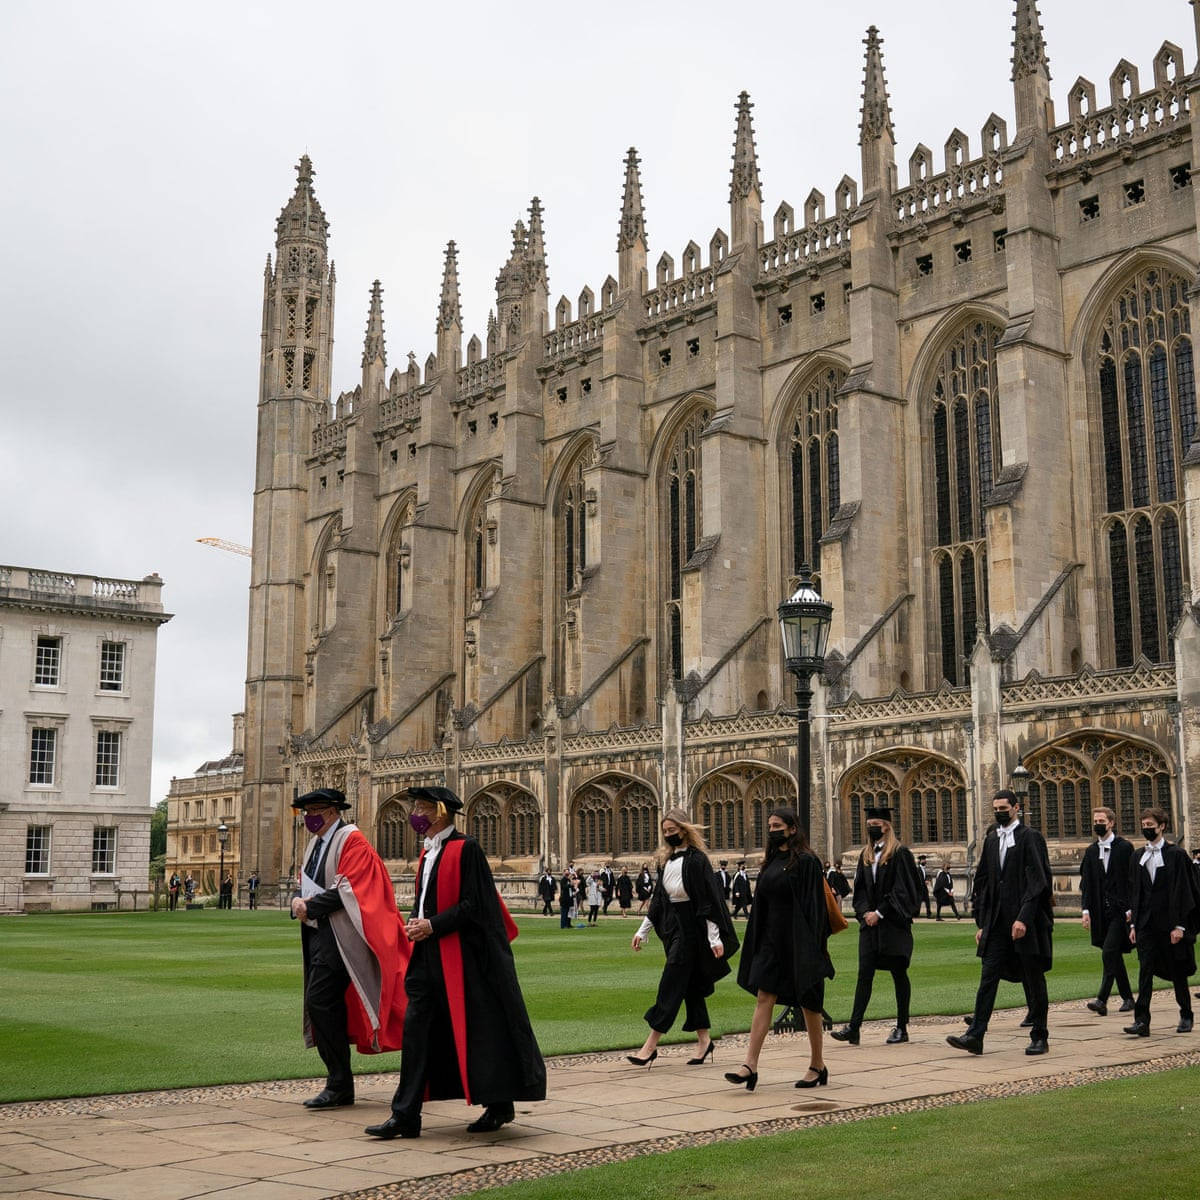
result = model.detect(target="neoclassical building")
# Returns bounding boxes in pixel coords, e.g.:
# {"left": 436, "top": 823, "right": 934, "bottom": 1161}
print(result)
{"left": 242, "top": 2, "right": 1200, "bottom": 898}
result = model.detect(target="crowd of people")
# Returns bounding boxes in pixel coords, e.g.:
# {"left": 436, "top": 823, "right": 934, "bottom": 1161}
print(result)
{"left": 281, "top": 778, "right": 1200, "bottom": 1143}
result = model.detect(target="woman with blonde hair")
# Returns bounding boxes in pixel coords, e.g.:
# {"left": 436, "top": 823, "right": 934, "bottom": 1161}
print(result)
{"left": 830, "top": 805, "right": 923, "bottom": 1046}
{"left": 627, "top": 809, "right": 738, "bottom": 1067}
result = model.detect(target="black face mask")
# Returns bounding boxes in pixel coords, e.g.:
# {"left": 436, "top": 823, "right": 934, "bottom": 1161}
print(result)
{"left": 866, "top": 825, "right": 884, "bottom": 842}
{"left": 1093, "top": 823, "right": 1109, "bottom": 838}
{"left": 993, "top": 809, "right": 1013, "bottom": 826}
{"left": 1141, "top": 827, "right": 1158, "bottom": 841}
{"left": 664, "top": 832, "right": 684, "bottom": 848}
{"left": 767, "top": 829, "right": 788, "bottom": 847}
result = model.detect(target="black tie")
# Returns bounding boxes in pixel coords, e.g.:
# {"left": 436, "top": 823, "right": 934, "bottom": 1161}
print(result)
{"left": 306, "top": 837, "right": 324, "bottom": 882}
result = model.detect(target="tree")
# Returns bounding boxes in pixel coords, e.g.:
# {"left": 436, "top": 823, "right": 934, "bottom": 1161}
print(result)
{"left": 150, "top": 797, "right": 168, "bottom": 861}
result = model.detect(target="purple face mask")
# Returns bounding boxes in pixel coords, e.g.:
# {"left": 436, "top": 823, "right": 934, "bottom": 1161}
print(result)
{"left": 304, "top": 812, "right": 328, "bottom": 834}
{"left": 410, "top": 812, "right": 433, "bottom": 836}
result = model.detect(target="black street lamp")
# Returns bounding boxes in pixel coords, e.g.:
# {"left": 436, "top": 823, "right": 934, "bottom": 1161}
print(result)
{"left": 1009, "top": 759, "right": 1031, "bottom": 805}
{"left": 217, "top": 822, "right": 229, "bottom": 909}
{"left": 778, "top": 564, "right": 834, "bottom": 833}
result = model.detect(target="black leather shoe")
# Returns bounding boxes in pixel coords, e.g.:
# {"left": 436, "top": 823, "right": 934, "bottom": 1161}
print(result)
{"left": 304, "top": 1089, "right": 354, "bottom": 1109}
{"left": 364, "top": 1114, "right": 421, "bottom": 1139}
{"left": 467, "top": 1103, "right": 515, "bottom": 1133}
{"left": 1119, "top": 999, "right": 1135, "bottom": 1012}
{"left": 1025, "top": 1037, "right": 1049, "bottom": 1055}
{"left": 946, "top": 1034, "right": 984, "bottom": 1055}
{"left": 885, "top": 1026, "right": 908, "bottom": 1044}
{"left": 1086, "top": 1000, "right": 1107, "bottom": 1016}
{"left": 1019, "top": 1015, "right": 1034, "bottom": 1028}
{"left": 1123, "top": 1022, "right": 1150, "bottom": 1037}
{"left": 830, "top": 1025, "right": 860, "bottom": 1045}
{"left": 1177, "top": 1016, "right": 1194, "bottom": 1033}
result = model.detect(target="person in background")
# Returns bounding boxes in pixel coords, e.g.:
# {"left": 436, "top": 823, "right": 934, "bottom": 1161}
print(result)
{"left": 916, "top": 855, "right": 932, "bottom": 919}
{"left": 616, "top": 867, "right": 634, "bottom": 916}
{"left": 731, "top": 862, "right": 752, "bottom": 919}
{"left": 635, "top": 864, "right": 654, "bottom": 914}
{"left": 1079, "top": 806, "right": 1134, "bottom": 1016}
{"left": 168, "top": 871, "right": 181, "bottom": 911}
{"left": 715, "top": 860, "right": 731, "bottom": 901}
{"left": 933, "top": 861, "right": 959, "bottom": 920}
{"left": 600, "top": 862, "right": 616, "bottom": 915}
{"left": 585, "top": 872, "right": 602, "bottom": 926}
{"left": 537, "top": 869, "right": 557, "bottom": 916}
{"left": 247, "top": 871, "right": 260, "bottom": 910}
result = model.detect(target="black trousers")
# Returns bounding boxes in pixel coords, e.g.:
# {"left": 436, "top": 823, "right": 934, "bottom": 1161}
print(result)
{"left": 968, "top": 928, "right": 1049, "bottom": 1041}
{"left": 1095, "top": 917, "right": 1133, "bottom": 1003}
{"left": 1133, "top": 940, "right": 1194, "bottom": 1026}
{"left": 848, "top": 957, "right": 911, "bottom": 1029}
{"left": 248, "top": 892, "right": 258, "bottom": 910}
{"left": 305, "top": 938, "right": 353, "bottom": 1095}
{"left": 935, "top": 893, "right": 959, "bottom": 919}
{"left": 390, "top": 942, "right": 461, "bottom": 1118}
{"left": 540, "top": 895, "right": 554, "bottom": 915}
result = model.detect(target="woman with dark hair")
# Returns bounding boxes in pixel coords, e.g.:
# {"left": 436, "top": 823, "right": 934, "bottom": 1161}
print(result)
{"left": 726, "top": 806, "right": 833, "bottom": 1090}
{"left": 635, "top": 864, "right": 654, "bottom": 914}
{"left": 626, "top": 809, "right": 738, "bottom": 1067}
{"left": 830, "top": 805, "right": 923, "bottom": 1046}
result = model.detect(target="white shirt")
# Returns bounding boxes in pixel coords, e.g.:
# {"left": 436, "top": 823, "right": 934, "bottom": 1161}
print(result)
{"left": 1083, "top": 834, "right": 1116, "bottom": 918}
{"left": 1140, "top": 837, "right": 1164, "bottom": 883}
{"left": 635, "top": 857, "right": 721, "bottom": 948}
{"left": 997, "top": 818, "right": 1020, "bottom": 866}
{"left": 416, "top": 824, "right": 455, "bottom": 920}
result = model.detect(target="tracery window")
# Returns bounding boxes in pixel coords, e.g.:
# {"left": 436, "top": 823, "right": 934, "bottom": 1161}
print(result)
{"left": 469, "top": 795, "right": 501, "bottom": 857}
{"left": 841, "top": 753, "right": 967, "bottom": 848}
{"left": 929, "top": 321, "right": 1001, "bottom": 684}
{"left": 561, "top": 453, "right": 590, "bottom": 594}
{"left": 694, "top": 764, "right": 795, "bottom": 852}
{"left": 467, "top": 783, "right": 542, "bottom": 861}
{"left": 788, "top": 367, "right": 844, "bottom": 585}
{"left": 570, "top": 775, "right": 658, "bottom": 859}
{"left": 377, "top": 797, "right": 415, "bottom": 860}
{"left": 663, "top": 406, "right": 712, "bottom": 681}
{"left": 1096, "top": 268, "right": 1194, "bottom": 665}
{"left": 1025, "top": 734, "right": 1174, "bottom": 838}
{"left": 384, "top": 499, "right": 414, "bottom": 624}
{"left": 842, "top": 762, "right": 901, "bottom": 846}
{"left": 554, "top": 443, "right": 596, "bottom": 696}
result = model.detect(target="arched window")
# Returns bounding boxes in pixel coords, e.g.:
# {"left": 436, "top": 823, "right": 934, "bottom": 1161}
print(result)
{"left": 384, "top": 499, "right": 414, "bottom": 624}
{"left": 1025, "top": 733, "right": 1174, "bottom": 838}
{"left": 788, "top": 366, "right": 844, "bottom": 586}
{"left": 842, "top": 762, "right": 902, "bottom": 846}
{"left": 554, "top": 442, "right": 597, "bottom": 697}
{"left": 570, "top": 775, "right": 658, "bottom": 859}
{"left": 465, "top": 783, "right": 541, "bottom": 861}
{"left": 469, "top": 794, "right": 501, "bottom": 857}
{"left": 841, "top": 753, "right": 967, "bottom": 848}
{"left": 1095, "top": 268, "right": 1194, "bottom": 664}
{"left": 662, "top": 406, "right": 712, "bottom": 680}
{"left": 693, "top": 764, "right": 795, "bottom": 852}
{"left": 313, "top": 516, "right": 341, "bottom": 637}
{"left": 376, "top": 795, "right": 415, "bottom": 861}
{"left": 506, "top": 790, "right": 541, "bottom": 859}
{"left": 929, "top": 321, "right": 1001, "bottom": 684}
{"left": 562, "top": 457, "right": 588, "bottom": 594}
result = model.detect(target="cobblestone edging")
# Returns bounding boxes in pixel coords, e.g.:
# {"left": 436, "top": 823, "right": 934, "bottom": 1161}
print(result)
{"left": 323, "top": 1048, "right": 1200, "bottom": 1200}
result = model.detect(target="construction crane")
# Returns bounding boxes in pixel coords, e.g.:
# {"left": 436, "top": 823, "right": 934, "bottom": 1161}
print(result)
{"left": 197, "top": 538, "right": 252, "bottom": 558}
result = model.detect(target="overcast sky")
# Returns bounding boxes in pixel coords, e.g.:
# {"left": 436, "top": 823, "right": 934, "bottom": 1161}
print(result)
{"left": 0, "top": 0, "right": 1190, "bottom": 807}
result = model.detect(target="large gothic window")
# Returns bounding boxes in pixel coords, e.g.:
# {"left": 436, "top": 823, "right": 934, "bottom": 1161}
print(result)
{"left": 377, "top": 795, "right": 416, "bottom": 861}
{"left": 1096, "top": 268, "right": 1194, "bottom": 665}
{"left": 569, "top": 775, "right": 658, "bottom": 859}
{"left": 384, "top": 499, "right": 414, "bottom": 625}
{"left": 788, "top": 366, "right": 844, "bottom": 585}
{"left": 930, "top": 321, "right": 1000, "bottom": 685}
{"left": 1025, "top": 733, "right": 1174, "bottom": 838}
{"left": 560, "top": 450, "right": 592, "bottom": 594}
{"left": 663, "top": 406, "right": 713, "bottom": 681}
{"left": 841, "top": 752, "right": 968, "bottom": 848}
{"left": 554, "top": 443, "right": 596, "bottom": 696}
{"left": 693, "top": 764, "right": 795, "bottom": 852}
{"left": 467, "top": 783, "right": 541, "bottom": 861}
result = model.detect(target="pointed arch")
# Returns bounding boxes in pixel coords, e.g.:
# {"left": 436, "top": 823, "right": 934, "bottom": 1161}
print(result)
{"left": 379, "top": 489, "right": 417, "bottom": 627}
{"left": 465, "top": 781, "right": 542, "bottom": 861}
{"left": 838, "top": 749, "right": 967, "bottom": 847}
{"left": 309, "top": 513, "right": 342, "bottom": 638}
{"left": 568, "top": 772, "right": 659, "bottom": 859}
{"left": 691, "top": 761, "right": 797, "bottom": 852}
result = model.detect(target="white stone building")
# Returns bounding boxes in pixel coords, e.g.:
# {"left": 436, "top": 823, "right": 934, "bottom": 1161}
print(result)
{"left": 0, "top": 565, "right": 171, "bottom": 912}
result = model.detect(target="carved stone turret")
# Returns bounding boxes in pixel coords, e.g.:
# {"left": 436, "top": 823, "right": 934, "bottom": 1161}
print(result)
{"left": 1012, "top": 0, "right": 1052, "bottom": 131}
{"left": 729, "top": 91, "right": 762, "bottom": 248}
{"left": 436, "top": 241, "right": 462, "bottom": 370}
{"left": 859, "top": 26, "right": 896, "bottom": 195}
{"left": 617, "top": 147, "right": 647, "bottom": 293}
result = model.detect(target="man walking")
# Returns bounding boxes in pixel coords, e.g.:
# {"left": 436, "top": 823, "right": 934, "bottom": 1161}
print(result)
{"left": 1079, "top": 806, "right": 1134, "bottom": 1016}
{"left": 1123, "top": 806, "right": 1200, "bottom": 1037}
{"left": 933, "top": 861, "right": 960, "bottom": 920}
{"left": 247, "top": 871, "right": 260, "bottom": 910}
{"left": 947, "top": 789, "right": 1053, "bottom": 1056}
{"left": 537, "top": 869, "right": 556, "bottom": 916}
{"left": 731, "top": 862, "right": 752, "bottom": 918}
{"left": 289, "top": 788, "right": 408, "bottom": 1109}
{"left": 916, "top": 856, "right": 932, "bottom": 919}
{"left": 365, "top": 785, "right": 545, "bottom": 1139}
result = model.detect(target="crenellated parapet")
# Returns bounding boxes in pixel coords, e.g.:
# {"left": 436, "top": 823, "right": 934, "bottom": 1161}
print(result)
{"left": 639, "top": 234, "right": 726, "bottom": 329}
{"left": 892, "top": 121, "right": 1007, "bottom": 227}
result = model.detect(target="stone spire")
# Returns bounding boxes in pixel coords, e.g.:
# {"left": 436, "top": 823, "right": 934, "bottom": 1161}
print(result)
{"left": 729, "top": 91, "right": 762, "bottom": 204}
{"left": 275, "top": 154, "right": 329, "bottom": 247}
{"left": 362, "top": 280, "right": 385, "bottom": 368}
{"left": 617, "top": 147, "right": 647, "bottom": 251}
{"left": 438, "top": 242, "right": 462, "bottom": 332}
{"left": 1011, "top": 0, "right": 1050, "bottom": 82}
{"left": 526, "top": 197, "right": 548, "bottom": 293}
{"left": 859, "top": 26, "right": 894, "bottom": 144}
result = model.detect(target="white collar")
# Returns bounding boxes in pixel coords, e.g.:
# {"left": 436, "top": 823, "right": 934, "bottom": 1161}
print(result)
{"left": 1097, "top": 833, "right": 1115, "bottom": 848}
{"left": 424, "top": 824, "right": 454, "bottom": 854}
{"left": 1144, "top": 838, "right": 1165, "bottom": 854}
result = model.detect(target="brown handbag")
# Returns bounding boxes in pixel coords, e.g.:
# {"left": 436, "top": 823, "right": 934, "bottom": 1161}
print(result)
{"left": 823, "top": 877, "right": 848, "bottom": 935}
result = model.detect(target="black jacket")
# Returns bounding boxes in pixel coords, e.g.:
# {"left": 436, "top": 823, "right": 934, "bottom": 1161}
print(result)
{"left": 1079, "top": 835, "right": 1134, "bottom": 949}
{"left": 851, "top": 845, "right": 923, "bottom": 964}
{"left": 973, "top": 821, "right": 1054, "bottom": 970}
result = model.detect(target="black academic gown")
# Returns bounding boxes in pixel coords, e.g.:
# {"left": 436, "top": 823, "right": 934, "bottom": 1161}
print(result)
{"left": 1079, "top": 836, "right": 1134, "bottom": 952}
{"left": 411, "top": 832, "right": 546, "bottom": 1105}
{"left": 646, "top": 848, "right": 739, "bottom": 986}
{"left": 973, "top": 821, "right": 1054, "bottom": 976}
{"left": 851, "top": 845, "right": 923, "bottom": 966}
{"left": 1129, "top": 840, "right": 1200, "bottom": 980}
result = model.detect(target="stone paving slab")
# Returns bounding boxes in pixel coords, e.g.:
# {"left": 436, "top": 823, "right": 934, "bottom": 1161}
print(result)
{"left": 3, "top": 997, "right": 1198, "bottom": 1200}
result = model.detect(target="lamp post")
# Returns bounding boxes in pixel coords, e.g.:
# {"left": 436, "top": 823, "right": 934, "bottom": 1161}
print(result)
{"left": 217, "top": 822, "right": 229, "bottom": 909}
{"left": 778, "top": 564, "right": 834, "bottom": 834}
{"left": 1009, "top": 759, "right": 1031, "bottom": 806}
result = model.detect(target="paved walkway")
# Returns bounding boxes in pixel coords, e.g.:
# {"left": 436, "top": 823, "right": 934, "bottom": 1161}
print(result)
{"left": 2, "top": 998, "right": 1197, "bottom": 1200}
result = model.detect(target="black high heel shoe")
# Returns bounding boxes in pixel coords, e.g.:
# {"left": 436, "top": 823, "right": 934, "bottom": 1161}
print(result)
{"left": 795, "top": 1066, "right": 829, "bottom": 1089}
{"left": 723, "top": 1065, "right": 758, "bottom": 1091}
{"left": 687, "top": 1039, "right": 717, "bottom": 1065}
{"left": 626, "top": 1050, "right": 658, "bottom": 1068}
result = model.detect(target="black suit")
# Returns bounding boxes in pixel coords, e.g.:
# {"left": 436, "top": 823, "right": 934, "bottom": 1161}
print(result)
{"left": 1129, "top": 840, "right": 1199, "bottom": 1028}
{"left": 966, "top": 821, "right": 1054, "bottom": 1043}
{"left": 1079, "top": 835, "right": 1134, "bottom": 1005}
{"left": 933, "top": 869, "right": 959, "bottom": 919}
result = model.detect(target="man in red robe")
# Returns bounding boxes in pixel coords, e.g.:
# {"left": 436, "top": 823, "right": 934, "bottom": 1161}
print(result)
{"left": 290, "top": 787, "right": 408, "bottom": 1109}
{"left": 365, "top": 785, "right": 546, "bottom": 1138}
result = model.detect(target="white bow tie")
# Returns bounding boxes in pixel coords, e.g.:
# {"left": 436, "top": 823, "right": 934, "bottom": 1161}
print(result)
{"left": 424, "top": 836, "right": 437, "bottom": 852}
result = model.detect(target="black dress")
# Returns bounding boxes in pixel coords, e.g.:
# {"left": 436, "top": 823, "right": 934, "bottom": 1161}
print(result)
{"left": 737, "top": 850, "right": 833, "bottom": 1011}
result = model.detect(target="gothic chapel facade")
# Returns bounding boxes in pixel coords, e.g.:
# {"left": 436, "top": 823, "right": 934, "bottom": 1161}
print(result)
{"left": 243, "top": 2, "right": 1200, "bottom": 894}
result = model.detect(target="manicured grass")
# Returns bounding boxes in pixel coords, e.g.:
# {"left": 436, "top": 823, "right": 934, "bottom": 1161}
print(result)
{"left": 469, "top": 1067, "right": 1200, "bottom": 1200}
{"left": 1, "top": 910, "right": 1103, "bottom": 1102}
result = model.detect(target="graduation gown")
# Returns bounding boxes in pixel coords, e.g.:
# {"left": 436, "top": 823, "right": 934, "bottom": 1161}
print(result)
{"left": 851, "top": 845, "right": 923, "bottom": 966}
{"left": 646, "top": 847, "right": 739, "bottom": 986}
{"left": 414, "top": 831, "right": 546, "bottom": 1105}
{"left": 1079, "top": 835, "right": 1134, "bottom": 952}
{"left": 1129, "top": 840, "right": 1200, "bottom": 980}
{"left": 972, "top": 821, "right": 1054, "bottom": 977}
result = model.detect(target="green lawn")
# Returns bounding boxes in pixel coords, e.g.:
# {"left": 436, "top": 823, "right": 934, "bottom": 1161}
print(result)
{"left": 469, "top": 1067, "right": 1200, "bottom": 1200}
{"left": 1, "top": 911, "right": 1104, "bottom": 1102}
